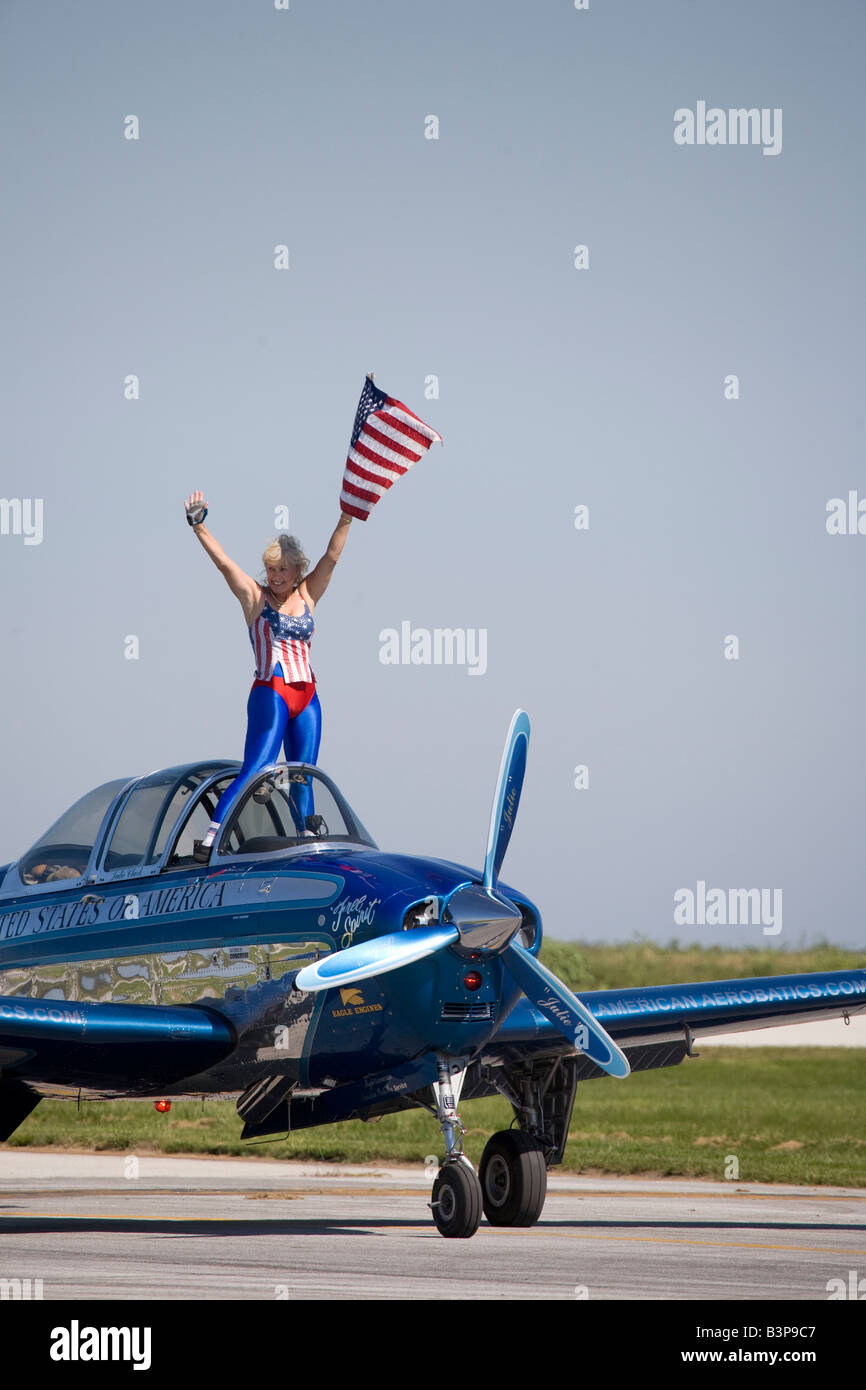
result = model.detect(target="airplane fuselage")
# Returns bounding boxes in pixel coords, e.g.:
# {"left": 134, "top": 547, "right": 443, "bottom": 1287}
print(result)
{"left": 0, "top": 846, "right": 537, "bottom": 1099}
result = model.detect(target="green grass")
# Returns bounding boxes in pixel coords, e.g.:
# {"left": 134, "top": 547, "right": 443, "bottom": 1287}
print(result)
{"left": 10, "top": 1049, "right": 864, "bottom": 1187}
{"left": 7, "top": 942, "right": 864, "bottom": 1186}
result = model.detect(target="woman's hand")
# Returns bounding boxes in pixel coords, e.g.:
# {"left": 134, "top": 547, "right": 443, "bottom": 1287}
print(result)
{"left": 185, "top": 490, "right": 209, "bottom": 527}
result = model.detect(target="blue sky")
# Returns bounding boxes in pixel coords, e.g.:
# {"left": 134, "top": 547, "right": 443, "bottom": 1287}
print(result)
{"left": 1, "top": 0, "right": 864, "bottom": 946}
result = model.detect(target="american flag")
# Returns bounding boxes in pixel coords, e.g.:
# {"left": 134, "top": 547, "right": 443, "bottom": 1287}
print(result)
{"left": 340, "top": 376, "right": 442, "bottom": 521}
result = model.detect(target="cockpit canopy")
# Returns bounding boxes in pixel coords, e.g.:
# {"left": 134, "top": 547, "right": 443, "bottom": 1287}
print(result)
{"left": 0, "top": 760, "right": 375, "bottom": 899}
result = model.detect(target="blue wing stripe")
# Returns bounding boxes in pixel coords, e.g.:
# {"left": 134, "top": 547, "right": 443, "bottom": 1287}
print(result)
{"left": 493, "top": 970, "right": 866, "bottom": 1046}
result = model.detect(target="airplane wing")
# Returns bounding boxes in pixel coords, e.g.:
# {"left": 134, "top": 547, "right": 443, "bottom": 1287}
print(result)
{"left": 484, "top": 967, "right": 866, "bottom": 1076}
{"left": 0, "top": 993, "right": 235, "bottom": 1138}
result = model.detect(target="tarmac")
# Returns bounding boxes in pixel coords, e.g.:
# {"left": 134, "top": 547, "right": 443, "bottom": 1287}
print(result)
{"left": 0, "top": 1151, "right": 863, "bottom": 1301}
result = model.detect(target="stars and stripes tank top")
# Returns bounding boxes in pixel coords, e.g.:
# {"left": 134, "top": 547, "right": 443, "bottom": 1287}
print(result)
{"left": 249, "top": 598, "right": 315, "bottom": 684}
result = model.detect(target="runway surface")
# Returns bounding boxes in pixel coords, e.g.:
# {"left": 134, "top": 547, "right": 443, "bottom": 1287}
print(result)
{"left": 1, "top": 1152, "right": 863, "bottom": 1301}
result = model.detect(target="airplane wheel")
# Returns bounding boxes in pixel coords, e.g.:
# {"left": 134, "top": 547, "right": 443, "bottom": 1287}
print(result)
{"left": 430, "top": 1158, "right": 483, "bottom": 1238}
{"left": 479, "top": 1130, "right": 547, "bottom": 1226}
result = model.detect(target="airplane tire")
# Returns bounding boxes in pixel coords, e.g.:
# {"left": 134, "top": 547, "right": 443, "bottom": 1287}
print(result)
{"left": 479, "top": 1130, "right": 547, "bottom": 1226}
{"left": 431, "top": 1158, "right": 483, "bottom": 1238}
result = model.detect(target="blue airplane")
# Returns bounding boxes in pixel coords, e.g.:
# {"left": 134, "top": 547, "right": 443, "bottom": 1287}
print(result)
{"left": 0, "top": 711, "right": 863, "bottom": 1237}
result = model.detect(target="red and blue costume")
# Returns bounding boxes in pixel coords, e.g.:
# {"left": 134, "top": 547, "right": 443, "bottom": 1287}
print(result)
{"left": 208, "top": 598, "right": 321, "bottom": 838}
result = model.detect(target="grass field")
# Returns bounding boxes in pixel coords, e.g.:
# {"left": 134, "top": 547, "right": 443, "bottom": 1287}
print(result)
{"left": 6, "top": 942, "right": 865, "bottom": 1186}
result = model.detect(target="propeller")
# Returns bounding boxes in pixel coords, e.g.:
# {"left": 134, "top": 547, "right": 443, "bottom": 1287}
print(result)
{"left": 295, "top": 709, "right": 629, "bottom": 1080}
{"left": 295, "top": 925, "right": 458, "bottom": 991}
{"left": 484, "top": 709, "right": 530, "bottom": 891}
{"left": 503, "top": 937, "right": 629, "bottom": 1078}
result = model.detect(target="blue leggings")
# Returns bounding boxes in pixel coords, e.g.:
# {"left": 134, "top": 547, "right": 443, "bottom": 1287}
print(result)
{"left": 211, "top": 683, "right": 322, "bottom": 834}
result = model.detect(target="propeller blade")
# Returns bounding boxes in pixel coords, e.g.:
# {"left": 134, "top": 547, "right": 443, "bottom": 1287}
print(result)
{"left": 295, "top": 925, "right": 459, "bottom": 993}
{"left": 503, "top": 939, "right": 630, "bottom": 1079}
{"left": 483, "top": 709, "right": 530, "bottom": 891}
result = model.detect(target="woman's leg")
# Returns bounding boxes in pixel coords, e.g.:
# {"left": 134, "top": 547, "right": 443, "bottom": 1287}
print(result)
{"left": 283, "top": 689, "right": 322, "bottom": 830}
{"left": 199, "top": 685, "right": 289, "bottom": 850}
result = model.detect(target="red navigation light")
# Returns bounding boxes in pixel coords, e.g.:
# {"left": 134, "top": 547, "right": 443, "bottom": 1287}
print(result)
{"left": 154, "top": 1100, "right": 171, "bottom": 1113}
{"left": 463, "top": 971, "right": 483, "bottom": 992}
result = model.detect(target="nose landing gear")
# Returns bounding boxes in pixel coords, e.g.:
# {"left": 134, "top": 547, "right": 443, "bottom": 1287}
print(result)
{"left": 428, "top": 1055, "right": 483, "bottom": 1239}
{"left": 427, "top": 1056, "right": 553, "bottom": 1236}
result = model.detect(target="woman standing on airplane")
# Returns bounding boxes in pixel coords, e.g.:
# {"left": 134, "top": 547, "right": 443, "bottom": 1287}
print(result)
{"left": 184, "top": 490, "right": 352, "bottom": 860}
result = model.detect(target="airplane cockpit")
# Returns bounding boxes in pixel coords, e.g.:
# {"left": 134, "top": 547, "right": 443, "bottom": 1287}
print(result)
{"left": 0, "top": 760, "right": 376, "bottom": 900}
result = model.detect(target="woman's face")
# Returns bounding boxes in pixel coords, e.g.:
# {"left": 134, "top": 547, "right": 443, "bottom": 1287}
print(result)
{"left": 266, "top": 560, "right": 298, "bottom": 598}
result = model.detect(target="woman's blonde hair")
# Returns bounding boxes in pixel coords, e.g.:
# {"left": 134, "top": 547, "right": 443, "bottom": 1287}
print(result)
{"left": 261, "top": 534, "right": 309, "bottom": 588}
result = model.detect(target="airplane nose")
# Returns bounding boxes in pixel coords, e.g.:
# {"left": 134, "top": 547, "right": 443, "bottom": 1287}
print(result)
{"left": 441, "top": 884, "right": 522, "bottom": 957}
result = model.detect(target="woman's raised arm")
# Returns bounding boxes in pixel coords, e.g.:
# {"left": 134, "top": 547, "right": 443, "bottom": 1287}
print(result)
{"left": 301, "top": 513, "right": 353, "bottom": 608}
{"left": 185, "top": 491, "right": 261, "bottom": 624}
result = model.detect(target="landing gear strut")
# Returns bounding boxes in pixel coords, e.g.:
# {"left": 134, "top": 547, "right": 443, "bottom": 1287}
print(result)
{"left": 428, "top": 1055, "right": 482, "bottom": 1238}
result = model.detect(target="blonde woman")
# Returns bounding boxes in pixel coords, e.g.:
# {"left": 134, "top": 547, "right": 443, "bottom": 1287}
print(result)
{"left": 184, "top": 490, "right": 352, "bottom": 859}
